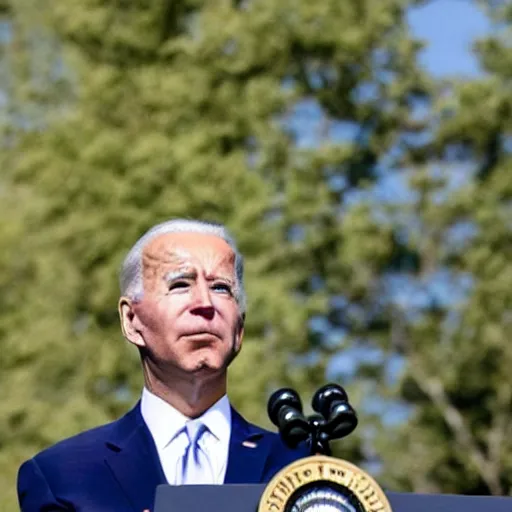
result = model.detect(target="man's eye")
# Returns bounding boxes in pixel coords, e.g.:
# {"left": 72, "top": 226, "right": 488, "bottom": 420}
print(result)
{"left": 169, "top": 281, "right": 189, "bottom": 290}
{"left": 212, "top": 282, "right": 232, "bottom": 293}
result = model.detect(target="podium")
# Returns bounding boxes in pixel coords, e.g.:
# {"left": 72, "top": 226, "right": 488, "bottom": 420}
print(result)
{"left": 154, "top": 484, "right": 512, "bottom": 512}
{"left": 154, "top": 385, "right": 512, "bottom": 511}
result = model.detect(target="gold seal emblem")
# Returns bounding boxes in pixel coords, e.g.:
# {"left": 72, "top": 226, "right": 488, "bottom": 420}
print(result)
{"left": 259, "top": 455, "right": 392, "bottom": 512}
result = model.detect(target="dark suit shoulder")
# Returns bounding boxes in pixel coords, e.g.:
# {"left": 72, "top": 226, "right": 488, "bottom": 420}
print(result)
{"left": 33, "top": 403, "right": 141, "bottom": 464}
{"left": 17, "top": 405, "right": 149, "bottom": 511}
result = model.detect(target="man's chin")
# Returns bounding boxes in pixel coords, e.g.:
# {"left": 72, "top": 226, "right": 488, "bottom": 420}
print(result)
{"left": 178, "top": 348, "right": 238, "bottom": 376}
{"left": 188, "top": 357, "right": 223, "bottom": 374}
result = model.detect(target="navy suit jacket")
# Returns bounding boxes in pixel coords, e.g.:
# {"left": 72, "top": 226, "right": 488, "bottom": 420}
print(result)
{"left": 17, "top": 403, "right": 308, "bottom": 512}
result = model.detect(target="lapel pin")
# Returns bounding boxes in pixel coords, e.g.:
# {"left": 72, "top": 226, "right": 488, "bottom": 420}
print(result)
{"left": 242, "top": 440, "right": 257, "bottom": 448}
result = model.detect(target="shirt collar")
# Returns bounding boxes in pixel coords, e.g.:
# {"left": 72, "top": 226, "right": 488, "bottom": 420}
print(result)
{"left": 200, "top": 393, "right": 231, "bottom": 446}
{"left": 140, "top": 388, "right": 231, "bottom": 450}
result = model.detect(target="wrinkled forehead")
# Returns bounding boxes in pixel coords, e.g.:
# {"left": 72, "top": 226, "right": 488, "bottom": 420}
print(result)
{"left": 141, "top": 232, "right": 236, "bottom": 279}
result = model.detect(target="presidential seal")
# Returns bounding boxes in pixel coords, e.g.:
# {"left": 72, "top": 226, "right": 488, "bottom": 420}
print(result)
{"left": 258, "top": 456, "right": 392, "bottom": 512}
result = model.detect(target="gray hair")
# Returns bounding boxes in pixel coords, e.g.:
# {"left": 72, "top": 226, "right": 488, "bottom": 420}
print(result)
{"left": 119, "top": 219, "right": 246, "bottom": 314}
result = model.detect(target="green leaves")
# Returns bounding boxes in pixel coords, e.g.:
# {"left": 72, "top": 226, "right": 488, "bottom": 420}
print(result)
{"left": 1, "top": 1, "right": 511, "bottom": 509}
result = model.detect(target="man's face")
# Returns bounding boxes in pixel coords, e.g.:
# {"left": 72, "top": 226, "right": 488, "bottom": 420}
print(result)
{"left": 122, "top": 232, "right": 244, "bottom": 377}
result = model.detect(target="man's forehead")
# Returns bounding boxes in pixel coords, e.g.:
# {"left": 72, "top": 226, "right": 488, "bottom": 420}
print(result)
{"left": 142, "top": 232, "right": 236, "bottom": 266}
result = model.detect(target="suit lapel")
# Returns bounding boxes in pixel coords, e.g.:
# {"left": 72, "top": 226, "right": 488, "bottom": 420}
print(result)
{"left": 103, "top": 403, "right": 274, "bottom": 504}
{"left": 104, "top": 404, "right": 166, "bottom": 512}
{"left": 224, "top": 408, "right": 272, "bottom": 484}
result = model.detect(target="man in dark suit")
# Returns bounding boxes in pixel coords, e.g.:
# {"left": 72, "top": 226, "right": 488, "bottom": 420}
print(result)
{"left": 17, "top": 219, "right": 308, "bottom": 511}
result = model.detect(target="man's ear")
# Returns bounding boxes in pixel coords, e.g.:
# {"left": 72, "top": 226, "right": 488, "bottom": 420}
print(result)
{"left": 234, "top": 314, "right": 245, "bottom": 353}
{"left": 118, "top": 297, "right": 146, "bottom": 348}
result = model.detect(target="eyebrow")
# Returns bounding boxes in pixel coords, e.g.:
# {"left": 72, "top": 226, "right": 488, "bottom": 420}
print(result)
{"left": 164, "top": 270, "right": 235, "bottom": 283}
{"left": 164, "top": 270, "right": 197, "bottom": 282}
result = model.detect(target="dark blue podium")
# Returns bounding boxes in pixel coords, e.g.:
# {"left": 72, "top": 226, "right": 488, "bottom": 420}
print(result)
{"left": 154, "top": 483, "right": 512, "bottom": 511}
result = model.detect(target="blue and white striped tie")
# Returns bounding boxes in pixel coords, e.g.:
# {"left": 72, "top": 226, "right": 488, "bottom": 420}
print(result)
{"left": 178, "top": 421, "right": 213, "bottom": 485}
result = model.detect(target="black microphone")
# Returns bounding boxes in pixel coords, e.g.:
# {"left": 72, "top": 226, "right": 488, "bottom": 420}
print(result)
{"left": 267, "top": 388, "right": 311, "bottom": 448}
{"left": 312, "top": 383, "right": 358, "bottom": 440}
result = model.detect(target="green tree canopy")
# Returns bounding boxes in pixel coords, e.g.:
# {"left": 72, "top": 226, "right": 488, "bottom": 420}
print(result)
{"left": 1, "top": 0, "right": 511, "bottom": 510}
{"left": 374, "top": 2, "right": 512, "bottom": 494}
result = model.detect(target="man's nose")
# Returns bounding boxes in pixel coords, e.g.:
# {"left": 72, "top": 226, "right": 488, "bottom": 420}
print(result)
{"left": 190, "top": 281, "right": 215, "bottom": 318}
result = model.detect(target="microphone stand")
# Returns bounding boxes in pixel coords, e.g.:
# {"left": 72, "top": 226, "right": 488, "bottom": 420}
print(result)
{"left": 308, "top": 414, "right": 332, "bottom": 456}
{"left": 267, "top": 384, "right": 358, "bottom": 456}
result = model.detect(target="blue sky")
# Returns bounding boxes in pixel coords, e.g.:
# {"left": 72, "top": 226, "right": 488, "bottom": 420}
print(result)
{"left": 408, "top": 0, "right": 491, "bottom": 77}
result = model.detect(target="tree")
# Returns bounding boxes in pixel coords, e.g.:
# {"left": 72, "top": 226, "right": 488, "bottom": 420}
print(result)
{"left": 0, "top": 0, "right": 75, "bottom": 500}
{"left": 0, "top": 0, "right": 74, "bottom": 140}
{"left": 0, "top": 0, "right": 443, "bottom": 509}
{"left": 369, "top": 1, "right": 512, "bottom": 494}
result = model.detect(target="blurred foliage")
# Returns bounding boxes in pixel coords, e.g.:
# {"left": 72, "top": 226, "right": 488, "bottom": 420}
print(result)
{"left": 0, "top": 0, "right": 511, "bottom": 509}
{"left": 373, "top": 0, "right": 512, "bottom": 495}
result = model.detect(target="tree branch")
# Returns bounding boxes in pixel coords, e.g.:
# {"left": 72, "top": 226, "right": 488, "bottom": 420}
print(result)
{"left": 410, "top": 361, "right": 504, "bottom": 495}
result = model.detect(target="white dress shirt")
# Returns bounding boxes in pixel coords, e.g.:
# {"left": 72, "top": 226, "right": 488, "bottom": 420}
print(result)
{"left": 140, "top": 388, "right": 231, "bottom": 485}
